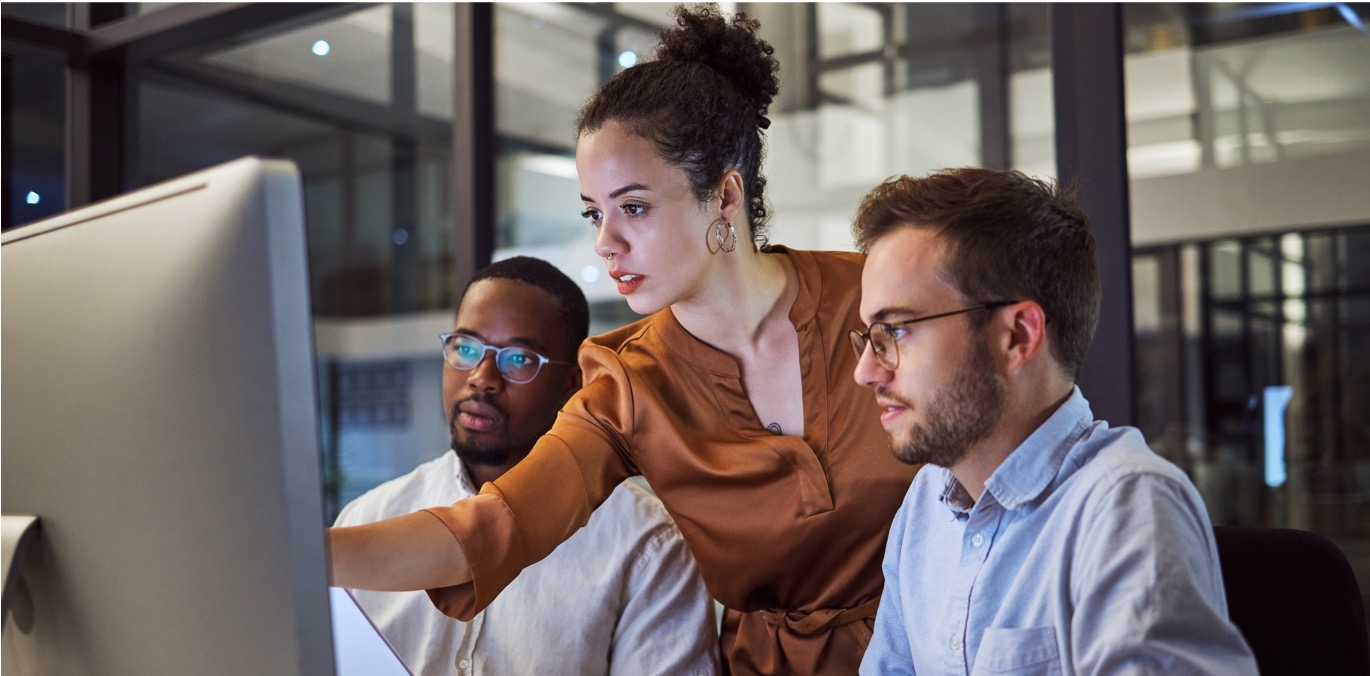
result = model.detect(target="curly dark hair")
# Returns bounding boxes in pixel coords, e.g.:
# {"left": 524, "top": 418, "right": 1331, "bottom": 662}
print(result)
{"left": 464, "top": 256, "right": 590, "bottom": 355}
{"left": 576, "top": 4, "right": 780, "bottom": 250}
{"left": 852, "top": 168, "right": 1101, "bottom": 380}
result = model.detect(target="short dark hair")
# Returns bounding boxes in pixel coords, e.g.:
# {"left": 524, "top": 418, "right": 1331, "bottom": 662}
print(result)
{"left": 464, "top": 256, "right": 591, "bottom": 355}
{"left": 576, "top": 4, "right": 780, "bottom": 249}
{"left": 851, "top": 168, "right": 1100, "bottom": 380}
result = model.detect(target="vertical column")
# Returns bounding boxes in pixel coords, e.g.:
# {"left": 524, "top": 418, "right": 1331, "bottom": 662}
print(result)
{"left": 391, "top": 2, "right": 419, "bottom": 313}
{"left": 875, "top": 4, "right": 894, "bottom": 98}
{"left": 3, "top": 55, "right": 13, "bottom": 228}
{"left": 974, "top": 3, "right": 1011, "bottom": 170}
{"left": 67, "top": 2, "right": 128, "bottom": 208}
{"left": 803, "top": 4, "right": 820, "bottom": 110}
{"left": 1199, "top": 242, "right": 1217, "bottom": 458}
{"left": 1052, "top": 3, "right": 1137, "bottom": 426}
{"left": 451, "top": 3, "right": 495, "bottom": 291}
{"left": 596, "top": 25, "right": 617, "bottom": 85}
{"left": 1158, "top": 247, "right": 1187, "bottom": 446}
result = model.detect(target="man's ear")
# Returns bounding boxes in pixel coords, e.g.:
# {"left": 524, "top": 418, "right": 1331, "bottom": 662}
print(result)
{"left": 562, "top": 366, "right": 583, "bottom": 400}
{"left": 999, "top": 301, "right": 1048, "bottom": 374}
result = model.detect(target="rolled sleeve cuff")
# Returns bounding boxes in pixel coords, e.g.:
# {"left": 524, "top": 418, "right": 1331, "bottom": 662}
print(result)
{"left": 421, "top": 491, "right": 525, "bottom": 621}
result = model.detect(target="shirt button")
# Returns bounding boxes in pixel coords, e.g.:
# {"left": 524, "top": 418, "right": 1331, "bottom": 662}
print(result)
{"left": 458, "top": 658, "right": 471, "bottom": 671}
{"left": 950, "top": 635, "right": 963, "bottom": 651}
{"left": 971, "top": 532, "right": 986, "bottom": 548}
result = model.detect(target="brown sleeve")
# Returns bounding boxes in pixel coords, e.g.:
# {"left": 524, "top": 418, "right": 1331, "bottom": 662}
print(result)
{"left": 422, "top": 343, "right": 639, "bottom": 619}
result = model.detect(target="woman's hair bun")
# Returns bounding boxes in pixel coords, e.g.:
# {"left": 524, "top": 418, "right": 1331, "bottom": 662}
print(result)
{"left": 655, "top": 4, "right": 780, "bottom": 115}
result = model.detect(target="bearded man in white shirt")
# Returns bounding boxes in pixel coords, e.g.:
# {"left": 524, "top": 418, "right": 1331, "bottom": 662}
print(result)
{"left": 335, "top": 256, "right": 719, "bottom": 676}
{"left": 850, "top": 169, "right": 1258, "bottom": 675}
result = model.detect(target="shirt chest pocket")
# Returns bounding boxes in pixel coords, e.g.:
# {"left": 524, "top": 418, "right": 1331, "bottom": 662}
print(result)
{"left": 970, "top": 626, "right": 1062, "bottom": 676}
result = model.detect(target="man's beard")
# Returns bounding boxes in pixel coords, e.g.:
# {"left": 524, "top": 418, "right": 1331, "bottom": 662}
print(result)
{"left": 449, "top": 395, "right": 514, "bottom": 468}
{"left": 887, "top": 333, "right": 1005, "bottom": 467}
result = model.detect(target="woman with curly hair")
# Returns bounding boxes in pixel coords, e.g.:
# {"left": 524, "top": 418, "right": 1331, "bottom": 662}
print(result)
{"left": 331, "top": 6, "right": 919, "bottom": 673}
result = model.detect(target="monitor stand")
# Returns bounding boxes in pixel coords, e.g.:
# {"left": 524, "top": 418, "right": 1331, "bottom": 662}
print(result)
{"left": 2, "top": 515, "right": 40, "bottom": 631}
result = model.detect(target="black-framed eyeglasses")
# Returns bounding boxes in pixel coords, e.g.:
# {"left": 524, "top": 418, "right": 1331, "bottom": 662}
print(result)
{"left": 849, "top": 301, "right": 1020, "bottom": 371}
{"left": 440, "top": 333, "right": 575, "bottom": 385}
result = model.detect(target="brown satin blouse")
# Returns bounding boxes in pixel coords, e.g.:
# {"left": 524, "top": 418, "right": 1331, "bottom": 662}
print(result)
{"left": 423, "top": 247, "right": 919, "bottom": 675}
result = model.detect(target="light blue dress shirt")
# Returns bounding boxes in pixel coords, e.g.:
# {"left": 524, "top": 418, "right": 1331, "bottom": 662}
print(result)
{"left": 861, "top": 388, "right": 1257, "bottom": 676}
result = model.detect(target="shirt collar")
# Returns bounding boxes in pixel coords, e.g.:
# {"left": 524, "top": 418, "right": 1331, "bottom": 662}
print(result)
{"left": 982, "top": 386, "right": 1093, "bottom": 510}
{"left": 654, "top": 246, "right": 818, "bottom": 377}
{"left": 939, "top": 469, "right": 976, "bottom": 514}
{"left": 449, "top": 450, "right": 480, "bottom": 495}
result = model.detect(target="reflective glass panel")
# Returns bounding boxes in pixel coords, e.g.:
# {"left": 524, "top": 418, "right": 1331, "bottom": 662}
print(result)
{"left": 3, "top": 57, "right": 66, "bottom": 229}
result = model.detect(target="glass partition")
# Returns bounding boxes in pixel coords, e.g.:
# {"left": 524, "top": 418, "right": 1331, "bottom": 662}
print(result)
{"left": 19, "top": 6, "right": 1364, "bottom": 586}
{"left": 490, "top": 3, "right": 1052, "bottom": 334}
{"left": 1126, "top": 4, "right": 1370, "bottom": 553}
{"left": 1, "top": 1, "right": 68, "bottom": 28}
{"left": 3, "top": 57, "right": 66, "bottom": 228}
{"left": 130, "top": 4, "right": 457, "bottom": 514}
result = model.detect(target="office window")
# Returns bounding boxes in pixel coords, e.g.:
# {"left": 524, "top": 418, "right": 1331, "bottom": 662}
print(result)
{"left": 1125, "top": 4, "right": 1370, "bottom": 545}
{"left": 1, "top": 2, "right": 67, "bottom": 28}
{"left": 3, "top": 57, "right": 66, "bottom": 229}
{"left": 123, "top": 3, "right": 456, "bottom": 514}
{"left": 489, "top": 3, "right": 1052, "bottom": 335}
{"left": 136, "top": 4, "right": 453, "bottom": 317}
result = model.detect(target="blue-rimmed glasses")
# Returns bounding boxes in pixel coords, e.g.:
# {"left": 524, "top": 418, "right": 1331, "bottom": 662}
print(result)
{"left": 440, "top": 333, "right": 575, "bottom": 384}
{"left": 849, "top": 301, "right": 1019, "bottom": 370}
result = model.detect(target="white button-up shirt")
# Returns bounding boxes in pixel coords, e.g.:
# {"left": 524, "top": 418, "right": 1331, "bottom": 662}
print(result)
{"left": 861, "top": 388, "right": 1258, "bottom": 675}
{"left": 336, "top": 450, "right": 719, "bottom": 676}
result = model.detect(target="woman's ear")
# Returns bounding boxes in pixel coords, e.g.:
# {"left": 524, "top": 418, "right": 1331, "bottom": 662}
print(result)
{"left": 717, "top": 170, "right": 746, "bottom": 225}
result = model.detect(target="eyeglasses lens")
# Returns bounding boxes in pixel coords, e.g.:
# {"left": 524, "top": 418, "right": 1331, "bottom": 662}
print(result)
{"left": 871, "top": 325, "right": 896, "bottom": 369}
{"left": 495, "top": 349, "right": 539, "bottom": 384}
{"left": 447, "top": 335, "right": 479, "bottom": 368}
{"left": 446, "top": 334, "right": 541, "bottom": 384}
{"left": 850, "top": 326, "right": 898, "bottom": 370}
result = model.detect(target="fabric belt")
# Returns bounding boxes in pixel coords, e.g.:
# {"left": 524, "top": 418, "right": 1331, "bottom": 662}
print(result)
{"left": 758, "top": 596, "right": 881, "bottom": 637}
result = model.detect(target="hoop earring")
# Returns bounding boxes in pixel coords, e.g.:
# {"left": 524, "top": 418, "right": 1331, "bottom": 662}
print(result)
{"left": 714, "top": 221, "right": 738, "bottom": 253}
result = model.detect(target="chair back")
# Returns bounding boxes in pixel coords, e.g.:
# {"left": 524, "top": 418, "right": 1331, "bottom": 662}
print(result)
{"left": 1214, "top": 526, "right": 1370, "bottom": 675}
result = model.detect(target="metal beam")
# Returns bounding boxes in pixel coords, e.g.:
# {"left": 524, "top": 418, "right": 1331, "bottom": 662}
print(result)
{"left": 3, "top": 5, "right": 358, "bottom": 67}
{"left": 821, "top": 15, "right": 1038, "bottom": 74}
{"left": 452, "top": 3, "right": 495, "bottom": 291}
{"left": 0, "top": 17, "right": 83, "bottom": 66}
{"left": 85, "top": 3, "right": 356, "bottom": 63}
{"left": 568, "top": 3, "right": 666, "bottom": 35}
{"left": 1052, "top": 3, "right": 1137, "bottom": 426}
{"left": 144, "top": 59, "right": 451, "bottom": 143}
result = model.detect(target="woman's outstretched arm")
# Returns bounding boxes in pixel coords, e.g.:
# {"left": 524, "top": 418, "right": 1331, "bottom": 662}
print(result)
{"left": 327, "top": 510, "right": 470, "bottom": 591}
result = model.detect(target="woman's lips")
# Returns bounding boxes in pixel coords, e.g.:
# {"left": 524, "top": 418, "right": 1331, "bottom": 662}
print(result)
{"left": 611, "top": 271, "right": 644, "bottom": 295}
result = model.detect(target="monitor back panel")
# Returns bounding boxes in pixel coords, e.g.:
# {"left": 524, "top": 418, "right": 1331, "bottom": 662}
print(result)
{"left": 2, "top": 157, "right": 334, "bottom": 676}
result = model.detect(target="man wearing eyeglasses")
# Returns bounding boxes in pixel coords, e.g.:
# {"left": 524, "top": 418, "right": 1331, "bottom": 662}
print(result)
{"left": 334, "top": 256, "right": 719, "bottom": 676}
{"left": 850, "top": 169, "right": 1257, "bottom": 675}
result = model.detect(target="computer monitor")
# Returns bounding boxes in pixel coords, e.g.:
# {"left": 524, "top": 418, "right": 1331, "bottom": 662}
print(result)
{"left": 2, "top": 157, "right": 336, "bottom": 675}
